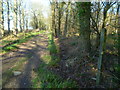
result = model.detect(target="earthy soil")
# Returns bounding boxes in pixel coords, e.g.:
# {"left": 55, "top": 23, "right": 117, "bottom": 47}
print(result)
{"left": 2, "top": 32, "right": 49, "bottom": 88}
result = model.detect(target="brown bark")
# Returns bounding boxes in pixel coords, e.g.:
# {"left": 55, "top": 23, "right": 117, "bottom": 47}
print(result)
{"left": 77, "top": 2, "right": 91, "bottom": 53}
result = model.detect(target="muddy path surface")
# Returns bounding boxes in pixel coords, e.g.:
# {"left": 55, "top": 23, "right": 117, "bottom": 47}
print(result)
{"left": 2, "top": 31, "right": 49, "bottom": 88}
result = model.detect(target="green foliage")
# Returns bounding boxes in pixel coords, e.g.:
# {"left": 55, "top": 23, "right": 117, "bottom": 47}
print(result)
{"left": 47, "top": 33, "right": 60, "bottom": 67}
{"left": 70, "top": 41, "right": 78, "bottom": 46}
{"left": 48, "top": 34, "right": 57, "bottom": 54}
{"left": 1, "top": 40, "right": 12, "bottom": 45}
{"left": 32, "top": 63, "right": 78, "bottom": 88}
{"left": 30, "top": 11, "right": 46, "bottom": 30}
{"left": 107, "top": 34, "right": 118, "bottom": 55}
{"left": 48, "top": 58, "right": 60, "bottom": 67}
{"left": 114, "top": 65, "right": 120, "bottom": 73}
{"left": 112, "top": 64, "right": 120, "bottom": 86}
{"left": 76, "top": 2, "right": 90, "bottom": 17}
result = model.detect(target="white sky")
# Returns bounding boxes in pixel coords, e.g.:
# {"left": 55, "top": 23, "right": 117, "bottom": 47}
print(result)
{"left": 30, "top": 0, "right": 50, "bottom": 18}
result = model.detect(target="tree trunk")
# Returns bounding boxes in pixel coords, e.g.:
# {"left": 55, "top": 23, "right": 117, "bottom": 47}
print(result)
{"left": 102, "top": 8, "right": 107, "bottom": 51}
{"left": 96, "top": 28, "right": 105, "bottom": 85}
{"left": 118, "top": 21, "right": 120, "bottom": 64}
{"left": 117, "top": 4, "right": 120, "bottom": 64}
{"left": 96, "top": 33, "right": 100, "bottom": 48}
{"left": 51, "top": 2, "right": 55, "bottom": 37}
{"left": 0, "top": 0, "right": 4, "bottom": 37}
{"left": 63, "top": 3, "right": 69, "bottom": 37}
{"left": 77, "top": 2, "right": 91, "bottom": 53}
{"left": 19, "top": 2, "right": 22, "bottom": 32}
{"left": 7, "top": 0, "right": 10, "bottom": 33}
{"left": 56, "top": 2, "right": 59, "bottom": 38}
{"left": 63, "top": 12, "right": 68, "bottom": 37}
{"left": 54, "top": 2, "right": 58, "bottom": 38}
{"left": 58, "top": 7, "right": 61, "bottom": 37}
{"left": 22, "top": 9, "right": 25, "bottom": 30}
{"left": 14, "top": 0, "right": 18, "bottom": 35}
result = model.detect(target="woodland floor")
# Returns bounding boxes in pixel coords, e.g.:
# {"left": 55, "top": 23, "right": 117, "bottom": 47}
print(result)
{"left": 53, "top": 36, "right": 119, "bottom": 88}
{"left": 1, "top": 31, "right": 119, "bottom": 88}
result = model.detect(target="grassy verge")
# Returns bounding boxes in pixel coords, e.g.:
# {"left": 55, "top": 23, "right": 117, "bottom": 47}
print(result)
{"left": 47, "top": 34, "right": 60, "bottom": 67}
{"left": 32, "top": 33, "right": 78, "bottom": 88}
{"left": 1, "top": 31, "right": 44, "bottom": 54}
{"left": 32, "top": 63, "right": 78, "bottom": 88}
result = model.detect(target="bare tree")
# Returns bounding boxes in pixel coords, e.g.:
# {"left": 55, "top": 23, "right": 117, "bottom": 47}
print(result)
{"left": 31, "top": 10, "right": 39, "bottom": 29}
{"left": 18, "top": 0, "right": 22, "bottom": 32}
{"left": 0, "top": 0, "right": 4, "bottom": 37}
{"left": 22, "top": 8, "right": 25, "bottom": 30}
{"left": 7, "top": 0, "right": 10, "bottom": 33}
{"left": 13, "top": 0, "right": 18, "bottom": 35}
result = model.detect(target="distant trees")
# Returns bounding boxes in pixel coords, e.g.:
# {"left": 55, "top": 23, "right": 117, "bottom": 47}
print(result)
{"left": 50, "top": 2, "right": 91, "bottom": 52}
{"left": 91, "top": 2, "right": 116, "bottom": 49}
{"left": 30, "top": 9, "right": 46, "bottom": 30}
{"left": 0, "top": 0, "right": 30, "bottom": 37}
{"left": 0, "top": 0, "right": 46, "bottom": 36}
{"left": 30, "top": 10, "right": 39, "bottom": 29}
{"left": 49, "top": 1, "right": 119, "bottom": 49}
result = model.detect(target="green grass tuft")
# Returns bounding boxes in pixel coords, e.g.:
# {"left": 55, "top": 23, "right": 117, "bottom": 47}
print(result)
{"left": 32, "top": 63, "right": 78, "bottom": 88}
{"left": 47, "top": 33, "right": 60, "bottom": 67}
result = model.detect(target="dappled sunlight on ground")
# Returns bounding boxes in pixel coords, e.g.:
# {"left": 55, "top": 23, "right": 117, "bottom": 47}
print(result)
{"left": 2, "top": 31, "right": 51, "bottom": 88}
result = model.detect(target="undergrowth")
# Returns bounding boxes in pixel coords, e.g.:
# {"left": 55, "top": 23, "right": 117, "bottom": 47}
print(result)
{"left": 113, "top": 64, "right": 120, "bottom": 87}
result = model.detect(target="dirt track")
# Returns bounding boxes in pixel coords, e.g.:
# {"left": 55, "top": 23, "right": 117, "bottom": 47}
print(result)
{"left": 2, "top": 32, "right": 49, "bottom": 88}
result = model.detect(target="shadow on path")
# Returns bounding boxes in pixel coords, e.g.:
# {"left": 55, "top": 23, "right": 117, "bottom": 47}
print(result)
{"left": 3, "top": 33, "right": 49, "bottom": 88}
